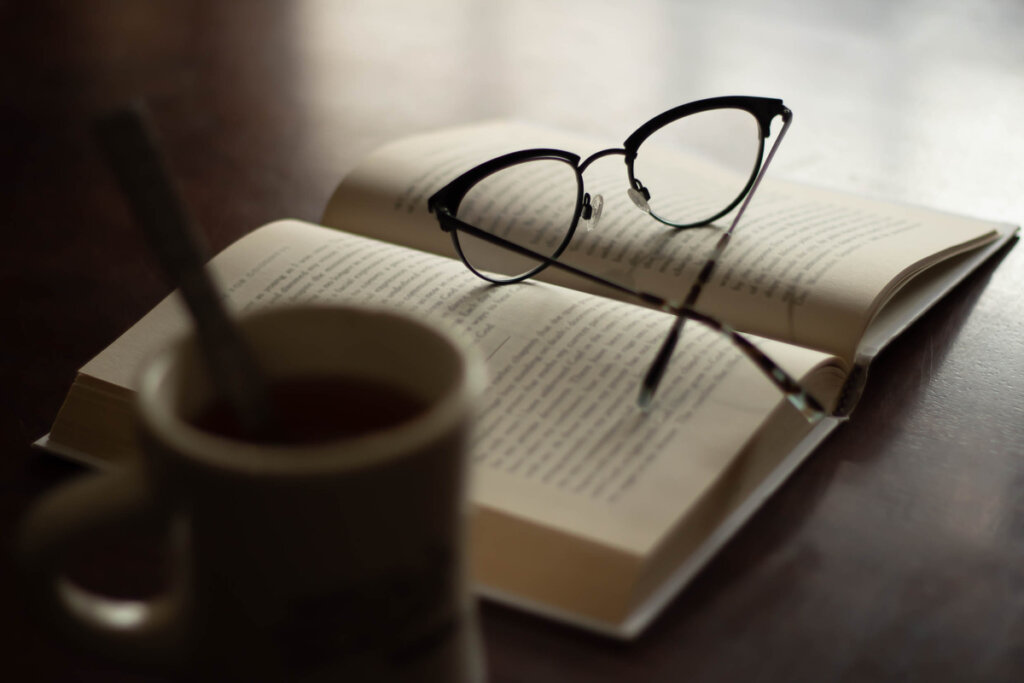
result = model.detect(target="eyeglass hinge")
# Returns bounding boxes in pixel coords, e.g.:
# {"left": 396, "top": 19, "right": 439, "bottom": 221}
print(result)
{"left": 429, "top": 201, "right": 456, "bottom": 232}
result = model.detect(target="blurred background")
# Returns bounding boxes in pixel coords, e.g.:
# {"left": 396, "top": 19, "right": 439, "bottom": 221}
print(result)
{"left": 6, "top": 0, "right": 1022, "bottom": 228}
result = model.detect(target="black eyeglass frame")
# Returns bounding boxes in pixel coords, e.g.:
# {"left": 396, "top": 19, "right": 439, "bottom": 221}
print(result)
{"left": 428, "top": 96, "right": 790, "bottom": 285}
{"left": 426, "top": 96, "right": 818, "bottom": 417}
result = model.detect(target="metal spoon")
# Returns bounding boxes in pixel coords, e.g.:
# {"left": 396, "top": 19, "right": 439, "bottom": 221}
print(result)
{"left": 94, "top": 102, "right": 277, "bottom": 440}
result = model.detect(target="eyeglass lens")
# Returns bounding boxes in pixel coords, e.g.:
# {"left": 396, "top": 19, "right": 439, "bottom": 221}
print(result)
{"left": 454, "top": 158, "right": 580, "bottom": 282}
{"left": 632, "top": 108, "right": 762, "bottom": 227}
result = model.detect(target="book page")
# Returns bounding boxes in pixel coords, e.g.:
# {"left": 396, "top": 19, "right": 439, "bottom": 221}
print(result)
{"left": 79, "top": 220, "right": 844, "bottom": 554}
{"left": 323, "top": 121, "right": 1002, "bottom": 362}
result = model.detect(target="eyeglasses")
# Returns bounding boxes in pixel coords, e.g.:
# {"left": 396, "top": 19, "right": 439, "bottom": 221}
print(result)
{"left": 428, "top": 96, "right": 824, "bottom": 421}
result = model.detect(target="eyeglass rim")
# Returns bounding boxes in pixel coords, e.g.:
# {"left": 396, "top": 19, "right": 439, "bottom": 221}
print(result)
{"left": 435, "top": 150, "right": 586, "bottom": 284}
{"left": 623, "top": 96, "right": 784, "bottom": 228}
{"left": 622, "top": 95, "right": 784, "bottom": 152}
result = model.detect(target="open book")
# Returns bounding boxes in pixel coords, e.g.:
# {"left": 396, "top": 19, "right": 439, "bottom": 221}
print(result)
{"left": 41, "top": 121, "right": 1016, "bottom": 638}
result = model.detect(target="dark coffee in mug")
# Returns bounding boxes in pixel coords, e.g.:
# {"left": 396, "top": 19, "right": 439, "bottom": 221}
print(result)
{"left": 191, "top": 376, "right": 429, "bottom": 444}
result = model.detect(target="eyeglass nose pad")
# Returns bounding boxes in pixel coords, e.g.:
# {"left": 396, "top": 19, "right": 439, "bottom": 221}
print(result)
{"left": 583, "top": 193, "right": 604, "bottom": 231}
{"left": 627, "top": 182, "right": 650, "bottom": 213}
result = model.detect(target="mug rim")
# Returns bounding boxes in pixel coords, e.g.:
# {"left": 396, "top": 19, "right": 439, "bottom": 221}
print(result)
{"left": 136, "top": 303, "right": 484, "bottom": 475}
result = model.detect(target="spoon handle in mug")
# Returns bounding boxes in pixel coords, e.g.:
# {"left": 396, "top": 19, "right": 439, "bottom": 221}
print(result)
{"left": 94, "top": 103, "right": 277, "bottom": 439}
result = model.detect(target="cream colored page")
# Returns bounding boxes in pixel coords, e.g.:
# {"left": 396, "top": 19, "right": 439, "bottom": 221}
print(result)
{"left": 82, "top": 219, "right": 838, "bottom": 554}
{"left": 321, "top": 121, "right": 563, "bottom": 271}
{"left": 323, "top": 121, "right": 998, "bottom": 361}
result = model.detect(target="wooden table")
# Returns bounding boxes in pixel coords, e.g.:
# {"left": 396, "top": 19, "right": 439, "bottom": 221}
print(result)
{"left": 3, "top": 1, "right": 1022, "bottom": 680}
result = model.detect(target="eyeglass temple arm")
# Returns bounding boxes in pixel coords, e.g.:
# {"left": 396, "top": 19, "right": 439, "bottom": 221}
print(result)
{"left": 640, "top": 108, "right": 795, "bottom": 407}
{"left": 724, "top": 107, "right": 792, "bottom": 239}
{"left": 679, "top": 107, "right": 794, "bottom": 310}
{"left": 433, "top": 210, "right": 826, "bottom": 422}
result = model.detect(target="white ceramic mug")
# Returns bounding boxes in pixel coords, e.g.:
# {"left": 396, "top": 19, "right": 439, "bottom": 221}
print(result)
{"left": 19, "top": 304, "right": 486, "bottom": 682}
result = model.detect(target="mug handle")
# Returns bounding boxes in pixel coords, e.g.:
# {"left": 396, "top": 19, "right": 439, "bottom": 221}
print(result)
{"left": 18, "top": 468, "right": 191, "bottom": 669}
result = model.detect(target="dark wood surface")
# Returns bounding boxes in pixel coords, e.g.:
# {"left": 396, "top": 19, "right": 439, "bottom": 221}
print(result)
{"left": 3, "top": 1, "right": 1022, "bottom": 680}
